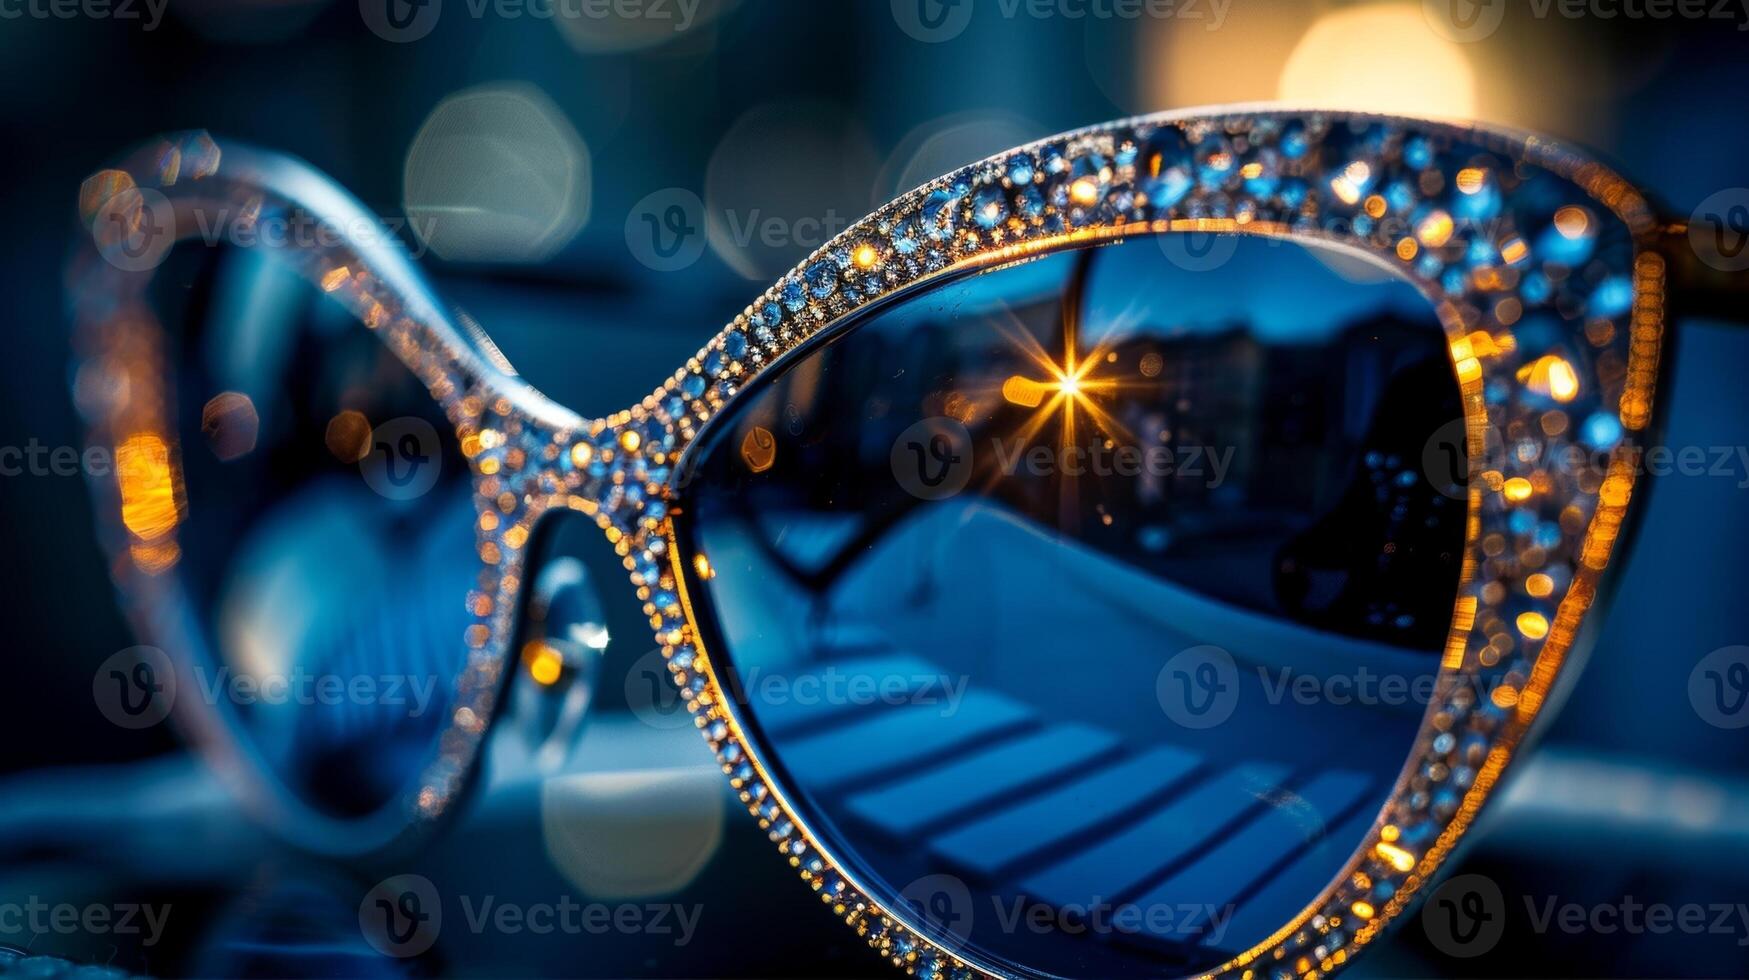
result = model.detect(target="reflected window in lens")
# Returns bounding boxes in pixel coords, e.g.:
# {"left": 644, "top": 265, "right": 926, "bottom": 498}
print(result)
{"left": 675, "top": 234, "right": 1464, "bottom": 976}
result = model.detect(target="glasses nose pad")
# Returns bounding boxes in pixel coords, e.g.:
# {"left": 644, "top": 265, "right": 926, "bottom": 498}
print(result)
{"left": 507, "top": 553, "right": 611, "bottom": 773}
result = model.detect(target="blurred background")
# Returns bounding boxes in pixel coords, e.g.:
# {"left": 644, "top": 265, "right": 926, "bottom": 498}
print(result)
{"left": 3, "top": 0, "right": 1748, "bottom": 976}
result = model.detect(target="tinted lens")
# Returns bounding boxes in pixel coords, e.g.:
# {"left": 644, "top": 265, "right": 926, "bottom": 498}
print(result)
{"left": 675, "top": 234, "right": 1464, "bottom": 975}
{"left": 143, "top": 242, "right": 474, "bottom": 822}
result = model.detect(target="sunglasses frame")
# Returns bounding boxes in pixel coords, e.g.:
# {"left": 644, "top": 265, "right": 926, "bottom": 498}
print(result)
{"left": 73, "top": 107, "right": 1668, "bottom": 977}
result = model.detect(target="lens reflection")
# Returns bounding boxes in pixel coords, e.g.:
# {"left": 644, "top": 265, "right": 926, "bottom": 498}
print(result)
{"left": 154, "top": 243, "right": 474, "bottom": 822}
{"left": 676, "top": 234, "right": 1464, "bottom": 975}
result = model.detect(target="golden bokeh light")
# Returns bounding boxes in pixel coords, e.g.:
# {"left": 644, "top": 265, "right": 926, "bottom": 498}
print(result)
{"left": 1277, "top": 5, "right": 1478, "bottom": 120}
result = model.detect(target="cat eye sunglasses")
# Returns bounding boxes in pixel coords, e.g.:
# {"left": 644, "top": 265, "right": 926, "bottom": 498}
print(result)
{"left": 68, "top": 106, "right": 1721, "bottom": 978}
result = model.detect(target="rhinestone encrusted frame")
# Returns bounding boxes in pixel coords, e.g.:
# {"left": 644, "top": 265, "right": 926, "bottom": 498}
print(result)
{"left": 73, "top": 108, "right": 1665, "bottom": 976}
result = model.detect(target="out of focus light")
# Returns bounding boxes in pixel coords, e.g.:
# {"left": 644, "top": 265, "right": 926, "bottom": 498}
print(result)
{"left": 1520, "top": 354, "right": 1581, "bottom": 403}
{"left": 324, "top": 410, "right": 372, "bottom": 463}
{"left": 739, "top": 425, "right": 777, "bottom": 473}
{"left": 201, "top": 392, "right": 259, "bottom": 462}
{"left": 1277, "top": 4, "right": 1478, "bottom": 119}
{"left": 523, "top": 640, "right": 565, "bottom": 687}
{"left": 1518, "top": 611, "right": 1551, "bottom": 640}
{"left": 1374, "top": 840, "right": 1417, "bottom": 873}
{"left": 541, "top": 762, "right": 724, "bottom": 899}
{"left": 1001, "top": 375, "right": 1052, "bottom": 409}
{"left": 115, "top": 433, "right": 182, "bottom": 541}
{"left": 403, "top": 84, "right": 591, "bottom": 264}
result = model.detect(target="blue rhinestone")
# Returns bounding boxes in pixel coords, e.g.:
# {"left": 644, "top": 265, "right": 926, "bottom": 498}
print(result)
{"left": 1144, "top": 167, "right": 1192, "bottom": 215}
{"left": 782, "top": 279, "right": 806, "bottom": 312}
{"left": 1015, "top": 185, "right": 1045, "bottom": 219}
{"left": 723, "top": 330, "right": 748, "bottom": 359}
{"left": 1280, "top": 122, "right": 1310, "bottom": 158}
{"left": 922, "top": 187, "right": 962, "bottom": 240}
{"left": 1194, "top": 136, "right": 1234, "bottom": 188}
{"left": 1006, "top": 152, "right": 1035, "bottom": 185}
{"left": 972, "top": 185, "right": 1007, "bottom": 229}
{"left": 1404, "top": 135, "right": 1433, "bottom": 170}
{"left": 892, "top": 221, "right": 919, "bottom": 255}
{"left": 704, "top": 350, "right": 725, "bottom": 376}
{"left": 1039, "top": 143, "right": 1069, "bottom": 174}
{"left": 805, "top": 259, "right": 837, "bottom": 299}
{"left": 681, "top": 373, "right": 706, "bottom": 399}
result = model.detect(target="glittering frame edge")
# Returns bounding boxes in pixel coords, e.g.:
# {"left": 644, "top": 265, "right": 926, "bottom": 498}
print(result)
{"left": 639, "top": 106, "right": 1666, "bottom": 980}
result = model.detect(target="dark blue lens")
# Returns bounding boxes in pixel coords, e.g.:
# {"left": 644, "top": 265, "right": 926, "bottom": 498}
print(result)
{"left": 675, "top": 234, "right": 1463, "bottom": 975}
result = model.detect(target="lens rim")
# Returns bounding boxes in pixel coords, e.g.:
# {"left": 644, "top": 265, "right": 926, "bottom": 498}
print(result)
{"left": 648, "top": 112, "right": 1666, "bottom": 978}
{"left": 71, "top": 136, "right": 587, "bottom": 856}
